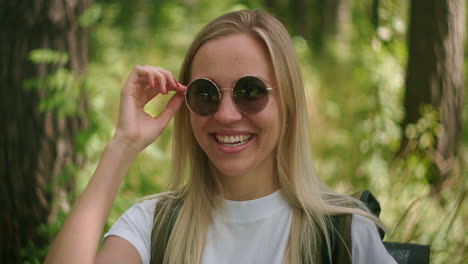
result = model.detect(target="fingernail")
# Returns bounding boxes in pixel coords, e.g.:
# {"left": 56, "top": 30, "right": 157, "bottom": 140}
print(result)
{"left": 173, "top": 77, "right": 179, "bottom": 87}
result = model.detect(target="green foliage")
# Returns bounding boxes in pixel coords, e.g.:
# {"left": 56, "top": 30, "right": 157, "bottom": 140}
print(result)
{"left": 21, "top": 209, "right": 69, "bottom": 264}
{"left": 24, "top": 68, "right": 82, "bottom": 117}
{"left": 24, "top": 49, "right": 84, "bottom": 117}
{"left": 21, "top": 180, "right": 77, "bottom": 263}
{"left": 405, "top": 105, "right": 441, "bottom": 150}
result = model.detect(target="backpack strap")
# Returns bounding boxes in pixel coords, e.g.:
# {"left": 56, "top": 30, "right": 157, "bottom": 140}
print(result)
{"left": 320, "top": 190, "right": 379, "bottom": 264}
{"left": 352, "top": 190, "right": 385, "bottom": 239}
{"left": 150, "top": 198, "right": 182, "bottom": 264}
{"left": 319, "top": 214, "right": 353, "bottom": 264}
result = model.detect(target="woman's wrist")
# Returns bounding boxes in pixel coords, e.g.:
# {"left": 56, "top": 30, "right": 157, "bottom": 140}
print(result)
{"left": 107, "top": 135, "right": 141, "bottom": 158}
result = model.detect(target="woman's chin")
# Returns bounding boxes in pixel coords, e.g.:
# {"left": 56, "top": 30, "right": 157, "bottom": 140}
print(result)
{"left": 212, "top": 163, "right": 251, "bottom": 178}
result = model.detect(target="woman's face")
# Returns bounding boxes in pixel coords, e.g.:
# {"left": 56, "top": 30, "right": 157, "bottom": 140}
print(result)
{"left": 189, "top": 33, "right": 282, "bottom": 179}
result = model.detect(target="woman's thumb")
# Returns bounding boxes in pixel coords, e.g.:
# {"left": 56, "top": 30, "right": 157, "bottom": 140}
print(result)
{"left": 154, "top": 93, "right": 185, "bottom": 129}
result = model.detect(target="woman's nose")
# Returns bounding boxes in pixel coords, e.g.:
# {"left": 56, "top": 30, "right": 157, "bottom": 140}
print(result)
{"left": 213, "top": 90, "right": 243, "bottom": 124}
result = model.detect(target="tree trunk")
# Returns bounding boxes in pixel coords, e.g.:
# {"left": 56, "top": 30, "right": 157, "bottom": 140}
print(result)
{"left": 264, "top": 0, "right": 274, "bottom": 10}
{"left": 371, "top": 0, "right": 380, "bottom": 29}
{"left": 400, "top": 0, "right": 465, "bottom": 193}
{"left": 0, "top": 0, "right": 92, "bottom": 262}
{"left": 320, "top": 0, "right": 351, "bottom": 55}
{"left": 293, "top": 0, "right": 309, "bottom": 37}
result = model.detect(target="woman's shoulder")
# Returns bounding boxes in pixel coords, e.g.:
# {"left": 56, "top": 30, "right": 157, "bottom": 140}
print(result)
{"left": 116, "top": 191, "right": 184, "bottom": 225}
{"left": 104, "top": 192, "right": 182, "bottom": 237}
{"left": 351, "top": 214, "right": 377, "bottom": 228}
{"left": 102, "top": 193, "right": 176, "bottom": 264}
{"left": 133, "top": 197, "right": 159, "bottom": 210}
{"left": 127, "top": 192, "right": 178, "bottom": 215}
{"left": 351, "top": 214, "right": 397, "bottom": 264}
{"left": 350, "top": 214, "right": 383, "bottom": 245}
{"left": 105, "top": 197, "right": 160, "bottom": 235}
{"left": 128, "top": 198, "right": 157, "bottom": 219}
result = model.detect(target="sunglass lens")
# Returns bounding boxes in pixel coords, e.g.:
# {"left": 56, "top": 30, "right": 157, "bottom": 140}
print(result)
{"left": 186, "top": 79, "right": 220, "bottom": 116}
{"left": 233, "top": 76, "right": 269, "bottom": 113}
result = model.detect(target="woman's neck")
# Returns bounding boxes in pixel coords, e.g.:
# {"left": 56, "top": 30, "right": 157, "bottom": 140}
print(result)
{"left": 210, "top": 163, "right": 279, "bottom": 201}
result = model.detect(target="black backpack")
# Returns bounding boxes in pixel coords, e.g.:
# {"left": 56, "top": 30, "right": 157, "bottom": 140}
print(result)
{"left": 149, "top": 190, "right": 430, "bottom": 264}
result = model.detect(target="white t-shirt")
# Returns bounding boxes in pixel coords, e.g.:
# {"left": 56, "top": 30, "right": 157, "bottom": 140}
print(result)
{"left": 104, "top": 191, "right": 396, "bottom": 264}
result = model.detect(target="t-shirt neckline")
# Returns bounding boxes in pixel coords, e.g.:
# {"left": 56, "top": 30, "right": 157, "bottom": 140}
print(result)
{"left": 221, "top": 190, "right": 290, "bottom": 221}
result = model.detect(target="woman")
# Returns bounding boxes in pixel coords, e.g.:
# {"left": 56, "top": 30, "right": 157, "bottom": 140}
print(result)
{"left": 45, "top": 9, "right": 396, "bottom": 264}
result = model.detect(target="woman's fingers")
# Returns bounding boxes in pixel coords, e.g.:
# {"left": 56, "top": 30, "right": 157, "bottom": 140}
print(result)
{"left": 123, "top": 65, "right": 184, "bottom": 109}
{"left": 153, "top": 93, "right": 185, "bottom": 130}
{"left": 137, "top": 65, "right": 187, "bottom": 96}
{"left": 147, "top": 66, "right": 187, "bottom": 93}
{"left": 135, "top": 65, "right": 156, "bottom": 89}
{"left": 152, "top": 67, "right": 177, "bottom": 87}
{"left": 152, "top": 69, "right": 168, "bottom": 95}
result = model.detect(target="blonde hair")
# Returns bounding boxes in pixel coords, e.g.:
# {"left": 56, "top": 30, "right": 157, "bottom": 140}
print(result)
{"left": 152, "top": 9, "right": 381, "bottom": 264}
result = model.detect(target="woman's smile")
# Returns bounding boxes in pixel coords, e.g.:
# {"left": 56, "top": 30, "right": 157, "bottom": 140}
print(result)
{"left": 211, "top": 132, "right": 256, "bottom": 153}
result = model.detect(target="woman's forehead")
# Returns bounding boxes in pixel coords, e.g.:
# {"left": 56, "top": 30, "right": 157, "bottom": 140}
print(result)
{"left": 190, "top": 33, "right": 276, "bottom": 86}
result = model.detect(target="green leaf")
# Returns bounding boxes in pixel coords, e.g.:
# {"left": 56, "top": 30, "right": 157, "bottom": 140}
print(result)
{"left": 29, "top": 49, "right": 69, "bottom": 64}
{"left": 79, "top": 4, "right": 103, "bottom": 27}
{"left": 405, "top": 124, "right": 417, "bottom": 139}
{"left": 23, "top": 78, "right": 47, "bottom": 91}
{"left": 228, "top": 4, "right": 249, "bottom": 12}
{"left": 419, "top": 132, "right": 434, "bottom": 149}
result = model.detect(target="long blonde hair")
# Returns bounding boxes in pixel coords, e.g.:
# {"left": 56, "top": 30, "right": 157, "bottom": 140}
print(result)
{"left": 153, "top": 9, "right": 381, "bottom": 264}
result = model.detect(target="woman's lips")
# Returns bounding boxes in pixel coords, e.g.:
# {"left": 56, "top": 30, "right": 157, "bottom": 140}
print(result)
{"left": 211, "top": 133, "right": 256, "bottom": 153}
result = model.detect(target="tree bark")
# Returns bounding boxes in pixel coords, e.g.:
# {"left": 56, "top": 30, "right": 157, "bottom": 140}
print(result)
{"left": 264, "top": 0, "right": 274, "bottom": 10}
{"left": 371, "top": 0, "right": 380, "bottom": 29}
{"left": 0, "top": 0, "right": 92, "bottom": 262}
{"left": 400, "top": 0, "right": 465, "bottom": 192}
{"left": 317, "top": 0, "right": 351, "bottom": 59}
{"left": 293, "top": 0, "right": 309, "bottom": 37}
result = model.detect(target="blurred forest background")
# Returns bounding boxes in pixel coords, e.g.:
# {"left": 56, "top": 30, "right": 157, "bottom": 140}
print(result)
{"left": 1, "top": 0, "right": 467, "bottom": 263}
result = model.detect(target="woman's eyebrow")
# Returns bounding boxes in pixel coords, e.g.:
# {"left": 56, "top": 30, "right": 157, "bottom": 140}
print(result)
{"left": 189, "top": 75, "right": 275, "bottom": 87}
{"left": 252, "top": 75, "right": 275, "bottom": 86}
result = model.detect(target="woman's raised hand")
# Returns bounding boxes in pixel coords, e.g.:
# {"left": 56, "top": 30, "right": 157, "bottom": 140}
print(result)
{"left": 113, "top": 65, "right": 186, "bottom": 153}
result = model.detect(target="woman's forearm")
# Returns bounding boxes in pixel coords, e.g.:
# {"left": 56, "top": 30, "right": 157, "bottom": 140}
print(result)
{"left": 44, "top": 138, "right": 138, "bottom": 264}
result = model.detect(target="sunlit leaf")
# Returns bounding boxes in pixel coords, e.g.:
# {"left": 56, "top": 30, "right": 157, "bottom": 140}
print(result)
{"left": 29, "top": 49, "right": 69, "bottom": 64}
{"left": 79, "top": 4, "right": 102, "bottom": 27}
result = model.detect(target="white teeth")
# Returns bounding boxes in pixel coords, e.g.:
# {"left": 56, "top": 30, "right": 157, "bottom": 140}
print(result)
{"left": 215, "top": 134, "right": 253, "bottom": 147}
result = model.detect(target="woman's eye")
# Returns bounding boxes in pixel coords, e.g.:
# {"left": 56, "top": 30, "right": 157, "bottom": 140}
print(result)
{"left": 197, "top": 89, "right": 219, "bottom": 102}
{"left": 239, "top": 86, "right": 260, "bottom": 98}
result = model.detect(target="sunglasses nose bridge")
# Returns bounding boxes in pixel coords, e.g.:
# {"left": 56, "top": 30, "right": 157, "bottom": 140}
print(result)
{"left": 218, "top": 88, "right": 234, "bottom": 92}
{"left": 213, "top": 88, "right": 243, "bottom": 123}
{"left": 217, "top": 88, "right": 236, "bottom": 108}
{"left": 218, "top": 88, "right": 235, "bottom": 103}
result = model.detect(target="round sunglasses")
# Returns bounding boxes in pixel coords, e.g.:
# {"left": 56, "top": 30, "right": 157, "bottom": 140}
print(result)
{"left": 185, "top": 75, "right": 276, "bottom": 116}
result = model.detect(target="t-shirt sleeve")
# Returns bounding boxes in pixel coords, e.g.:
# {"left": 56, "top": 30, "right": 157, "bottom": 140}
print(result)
{"left": 351, "top": 214, "right": 397, "bottom": 264}
{"left": 103, "top": 198, "right": 158, "bottom": 264}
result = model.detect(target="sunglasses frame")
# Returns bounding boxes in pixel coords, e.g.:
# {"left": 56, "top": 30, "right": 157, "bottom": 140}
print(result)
{"left": 184, "top": 75, "right": 276, "bottom": 116}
